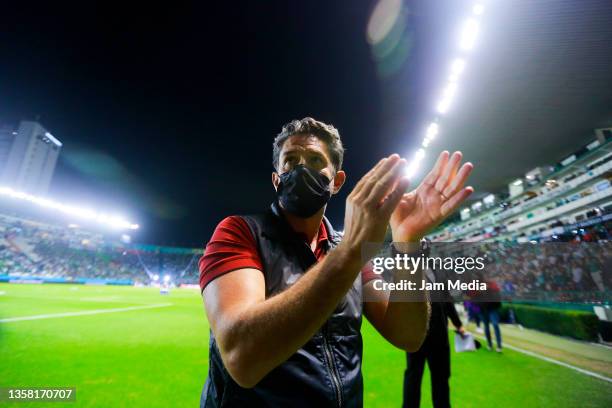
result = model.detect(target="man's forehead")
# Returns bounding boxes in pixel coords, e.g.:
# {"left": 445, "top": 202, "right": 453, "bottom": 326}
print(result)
{"left": 281, "top": 134, "right": 328, "bottom": 154}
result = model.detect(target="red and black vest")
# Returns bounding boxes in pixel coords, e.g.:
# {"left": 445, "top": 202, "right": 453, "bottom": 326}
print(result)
{"left": 200, "top": 201, "right": 364, "bottom": 407}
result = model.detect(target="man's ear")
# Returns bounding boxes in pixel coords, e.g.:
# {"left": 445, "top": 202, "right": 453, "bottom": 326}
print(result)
{"left": 332, "top": 170, "right": 346, "bottom": 194}
{"left": 272, "top": 172, "right": 280, "bottom": 192}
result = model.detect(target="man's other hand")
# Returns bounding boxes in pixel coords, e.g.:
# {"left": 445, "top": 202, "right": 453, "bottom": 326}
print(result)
{"left": 390, "top": 151, "right": 474, "bottom": 243}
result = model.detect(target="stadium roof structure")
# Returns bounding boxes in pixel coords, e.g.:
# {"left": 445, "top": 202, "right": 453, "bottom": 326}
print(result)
{"left": 394, "top": 0, "right": 612, "bottom": 200}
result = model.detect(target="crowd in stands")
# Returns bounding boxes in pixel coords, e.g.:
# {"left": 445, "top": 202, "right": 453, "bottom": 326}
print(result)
{"left": 486, "top": 240, "right": 610, "bottom": 302}
{"left": 434, "top": 227, "right": 612, "bottom": 303}
{"left": 0, "top": 214, "right": 200, "bottom": 284}
{"left": 1, "top": 210, "right": 610, "bottom": 302}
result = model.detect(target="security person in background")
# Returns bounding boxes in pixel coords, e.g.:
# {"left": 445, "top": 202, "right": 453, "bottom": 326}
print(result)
{"left": 403, "top": 242, "right": 465, "bottom": 408}
{"left": 199, "top": 117, "right": 474, "bottom": 407}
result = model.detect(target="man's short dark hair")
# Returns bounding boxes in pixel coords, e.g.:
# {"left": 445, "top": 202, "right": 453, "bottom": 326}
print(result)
{"left": 273, "top": 117, "right": 345, "bottom": 172}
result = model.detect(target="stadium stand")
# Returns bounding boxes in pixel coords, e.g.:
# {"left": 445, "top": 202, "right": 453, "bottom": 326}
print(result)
{"left": 0, "top": 213, "right": 201, "bottom": 286}
{"left": 1, "top": 129, "right": 611, "bottom": 300}
{"left": 428, "top": 129, "right": 612, "bottom": 305}
{"left": 430, "top": 128, "right": 612, "bottom": 243}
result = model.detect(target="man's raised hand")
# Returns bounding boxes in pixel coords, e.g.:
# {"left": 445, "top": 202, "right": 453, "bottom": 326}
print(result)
{"left": 340, "top": 154, "right": 410, "bottom": 257}
{"left": 390, "top": 151, "right": 474, "bottom": 243}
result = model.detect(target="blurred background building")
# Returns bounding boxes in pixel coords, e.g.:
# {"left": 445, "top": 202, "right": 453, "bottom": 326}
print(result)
{"left": 0, "top": 120, "right": 62, "bottom": 195}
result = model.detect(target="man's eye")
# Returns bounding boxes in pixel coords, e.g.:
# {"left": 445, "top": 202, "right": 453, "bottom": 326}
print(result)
{"left": 311, "top": 157, "right": 323, "bottom": 165}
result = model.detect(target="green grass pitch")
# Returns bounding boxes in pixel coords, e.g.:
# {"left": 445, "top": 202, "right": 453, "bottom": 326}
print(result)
{"left": 1, "top": 283, "right": 611, "bottom": 407}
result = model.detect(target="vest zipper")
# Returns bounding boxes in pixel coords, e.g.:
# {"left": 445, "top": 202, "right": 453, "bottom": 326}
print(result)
{"left": 322, "top": 323, "right": 343, "bottom": 408}
{"left": 301, "top": 241, "right": 343, "bottom": 407}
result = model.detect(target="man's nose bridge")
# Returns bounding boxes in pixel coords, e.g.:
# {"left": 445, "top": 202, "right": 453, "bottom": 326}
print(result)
{"left": 298, "top": 155, "right": 307, "bottom": 165}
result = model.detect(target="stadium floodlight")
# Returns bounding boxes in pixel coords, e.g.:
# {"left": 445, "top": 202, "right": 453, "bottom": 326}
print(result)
{"left": 426, "top": 122, "right": 439, "bottom": 140}
{"left": 153, "top": 274, "right": 159, "bottom": 281}
{"left": 448, "top": 58, "right": 466, "bottom": 82}
{"left": 422, "top": 122, "right": 439, "bottom": 147}
{"left": 405, "top": 161, "right": 420, "bottom": 178}
{"left": 44, "top": 131, "right": 63, "bottom": 147}
{"left": 407, "top": 2, "right": 483, "bottom": 180}
{"left": 459, "top": 18, "right": 479, "bottom": 51}
{"left": 0, "top": 185, "right": 139, "bottom": 230}
{"left": 163, "top": 275, "right": 171, "bottom": 283}
{"left": 436, "top": 82, "right": 457, "bottom": 114}
{"left": 405, "top": 149, "right": 425, "bottom": 178}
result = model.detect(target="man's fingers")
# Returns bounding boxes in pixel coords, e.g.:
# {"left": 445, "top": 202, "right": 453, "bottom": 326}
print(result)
{"left": 441, "top": 186, "right": 474, "bottom": 217}
{"left": 357, "top": 154, "right": 401, "bottom": 199}
{"left": 422, "top": 150, "right": 449, "bottom": 187}
{"left": 380, "top": 177, "right": 411, "bottom": 214}
{"left": 351, "top": 157, "right": 387, "bottom": 197}
{"left": 443, "top": 162, "right": 473, "bottom": 199}
{"left": 447, "top": 152, "right": 463, "bottom": 181}
{"left": 374, "top": 154, "right": 401, "bottom": 179}
{"left": 367, "top": 158, "right": 407, "bottom": 205}
{"left": 435, "top": 151, "right": 462, "bottom": 192}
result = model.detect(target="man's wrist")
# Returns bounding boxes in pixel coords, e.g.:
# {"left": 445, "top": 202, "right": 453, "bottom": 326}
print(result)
{"left": 334, "top": 241, "right": 364, "bottom": 269}
{"left": 391, "top": 239, "right": 424, "bottom": 254}
{"left": 391, "top": 232, "right": 423, "bottom": 246}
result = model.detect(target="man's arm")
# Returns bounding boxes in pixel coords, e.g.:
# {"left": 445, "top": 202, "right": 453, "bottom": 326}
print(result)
{"left": 363, "top": 281, "right": 430, "bottom": 351}
{"left": 204, "top": 250, "right": 361, "bottom": 388}
{"left": 367, "top": 150, "right": 473, "bottom": 349}
{"left": 363, "top": 241, "right": 429, "bottom": 351}
{"left": 203, "top": 155, "right": 409, "bottom": 388}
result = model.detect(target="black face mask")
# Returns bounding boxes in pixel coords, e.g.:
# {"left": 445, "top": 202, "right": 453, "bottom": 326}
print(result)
{"left": 276, "top": 165, "right": 332, "bottom": 218}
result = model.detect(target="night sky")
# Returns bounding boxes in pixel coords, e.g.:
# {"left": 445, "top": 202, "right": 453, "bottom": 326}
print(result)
{"left": 2, "top": 1, "right": 612, "bottom": 247}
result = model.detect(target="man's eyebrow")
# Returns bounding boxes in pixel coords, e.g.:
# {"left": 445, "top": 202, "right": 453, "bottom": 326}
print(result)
{"left": 282, "top": 147, "right": 324, "bottom": 155}
{"left": 281, "top": 146, "right": 329, "bottom": 160}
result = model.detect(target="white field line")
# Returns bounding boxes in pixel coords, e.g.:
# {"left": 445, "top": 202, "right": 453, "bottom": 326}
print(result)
{"left": 2, "top": 294, "right": 156, "bottom": 304}
{"left": 0, "top": 303, "right": 173, "bottom": 323}
{"left": 471, "top": 333, "right": 612, "bottom": 384}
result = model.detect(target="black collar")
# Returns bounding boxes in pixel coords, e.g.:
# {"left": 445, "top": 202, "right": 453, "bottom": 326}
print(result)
{"left": 264, "top": 201, "right": 342, "bottom": 246}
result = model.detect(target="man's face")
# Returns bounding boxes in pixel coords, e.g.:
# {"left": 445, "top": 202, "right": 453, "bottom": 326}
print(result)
{"left": 272, "top": 134, "right": 345, "bottom": 195}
